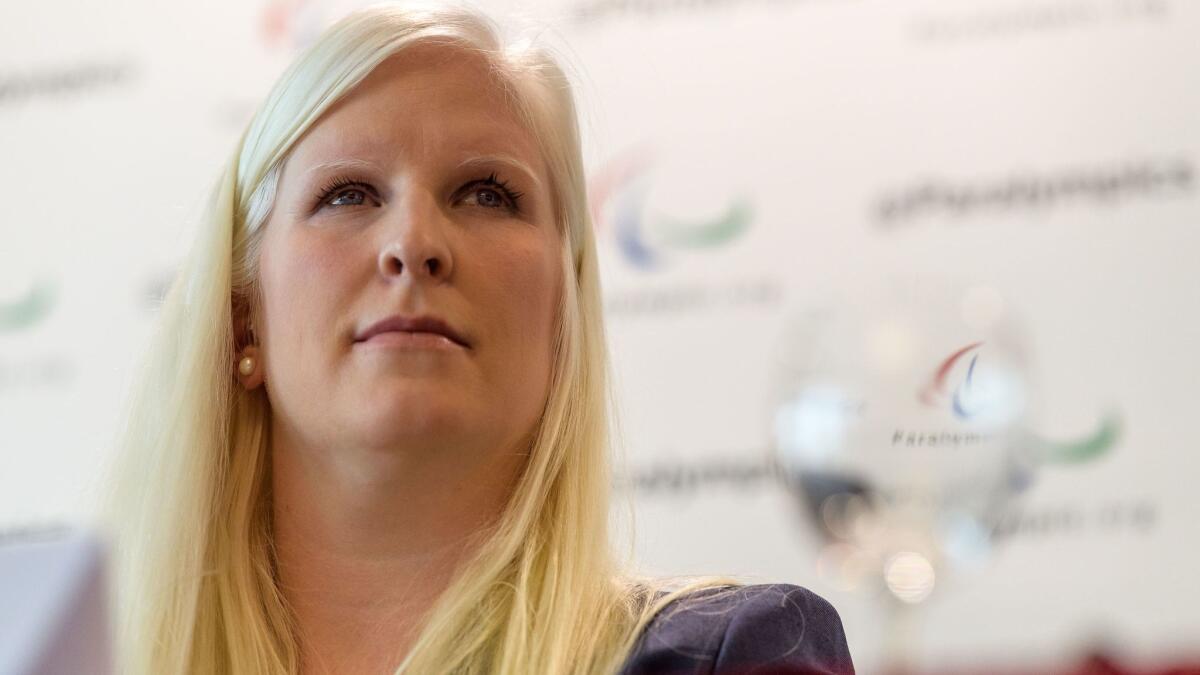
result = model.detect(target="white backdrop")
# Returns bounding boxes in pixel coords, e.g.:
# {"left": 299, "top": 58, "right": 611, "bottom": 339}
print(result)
{"left": 1, "top": 0, "right": 1197, "bottom": 671}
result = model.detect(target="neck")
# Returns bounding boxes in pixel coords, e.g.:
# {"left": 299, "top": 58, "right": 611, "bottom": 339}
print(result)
{"left": 270, "top": 422, "right": 524, "bottom": 675}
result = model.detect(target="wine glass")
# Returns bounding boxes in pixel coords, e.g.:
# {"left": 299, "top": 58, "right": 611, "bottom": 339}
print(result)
{"left": 771, "top": 277, "right": 1035, "bottom": 672}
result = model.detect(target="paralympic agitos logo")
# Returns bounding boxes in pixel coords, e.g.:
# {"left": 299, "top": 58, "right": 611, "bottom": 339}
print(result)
{"left": 919, "top": 341, "right": 990, "bottom": 420}
{"left": 0, "top": 279, "right": 56, "bottom": 334}
{"left": 919, "top": 341, "right": 1121, "bottom": 464}
{"left": 589, "top": 148, "right": 752, "bottom": 270}
{"left": 260, "top": 0, "right": 332, "bottom": 51}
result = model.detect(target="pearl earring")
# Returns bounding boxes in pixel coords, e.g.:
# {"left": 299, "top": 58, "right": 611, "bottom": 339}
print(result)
{"left": 238, "top": 355, "right": 255, "bottom": 377}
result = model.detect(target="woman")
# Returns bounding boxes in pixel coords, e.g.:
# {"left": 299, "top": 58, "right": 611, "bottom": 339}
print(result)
{"left": 108, "top": 3, "right": 853, "bottom": 674}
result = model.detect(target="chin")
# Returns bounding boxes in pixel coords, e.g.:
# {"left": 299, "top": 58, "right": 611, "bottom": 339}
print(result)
{"left": 352, "top": 390, "right": 477, "bottom": 449}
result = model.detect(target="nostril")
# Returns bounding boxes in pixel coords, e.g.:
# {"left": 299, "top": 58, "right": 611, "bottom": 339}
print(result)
{"left": 426, "top": 258, "right": 440, "bottom": 276}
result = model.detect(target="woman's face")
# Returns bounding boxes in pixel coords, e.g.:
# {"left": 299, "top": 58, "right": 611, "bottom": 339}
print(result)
{"left": 252, "top": 46, "right": 562, "bottom": 461}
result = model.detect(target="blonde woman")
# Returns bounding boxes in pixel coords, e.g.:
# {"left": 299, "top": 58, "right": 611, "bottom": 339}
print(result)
{"left": 108, "top": 2, "right": 853, "bottom": 673}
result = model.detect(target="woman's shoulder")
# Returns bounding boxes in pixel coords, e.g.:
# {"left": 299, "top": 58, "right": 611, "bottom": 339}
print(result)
{"left": 617, "top": 583, "right": 854, "bottom": 675}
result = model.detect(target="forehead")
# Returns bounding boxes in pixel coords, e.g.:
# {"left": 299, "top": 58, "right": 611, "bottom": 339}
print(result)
{"left": 287, "top": 45, "right": 544, "bottom": 173}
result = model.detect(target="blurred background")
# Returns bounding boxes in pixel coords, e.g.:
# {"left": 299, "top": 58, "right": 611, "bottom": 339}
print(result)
{"left": 1, "top": 0, "right": 1197, "bottom": 672}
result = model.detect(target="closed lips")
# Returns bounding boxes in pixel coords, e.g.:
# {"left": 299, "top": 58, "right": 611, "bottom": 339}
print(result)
{"left": 355, "top": 316, "right": 470, "bottom": 348}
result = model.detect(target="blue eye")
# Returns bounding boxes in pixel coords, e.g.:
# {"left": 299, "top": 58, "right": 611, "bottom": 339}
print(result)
{"left": 460, "top": 173, "right": 524, "bottom": 213}
{"left": 315, "top": 177, "right": 376, "bottom": 210}
{"left": 312, "top": 173, "right": 524, "bottom": 214}
{"left": 329, "top": 188, "right": 367, "bottom": 206}
{"left": 469, "top": 187, "right": 506, "bottom": 209}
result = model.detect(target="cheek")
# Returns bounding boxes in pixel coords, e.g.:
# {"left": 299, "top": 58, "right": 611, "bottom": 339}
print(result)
{"left": 501, "top": 239, "right": 562, "bottom": 352}
{"left": 484, "top": 239, "right": 561, "bottom": 432}
{"left": 472, "top": 231, "right": 562, "bottom": 410}
{"left": 257, "top": 229, "right": 360, "bottom": 359}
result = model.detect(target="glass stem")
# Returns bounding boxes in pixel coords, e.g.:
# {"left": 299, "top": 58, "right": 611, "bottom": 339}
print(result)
{"left": 883, "top": 593, "right": 920, "bottom": 675}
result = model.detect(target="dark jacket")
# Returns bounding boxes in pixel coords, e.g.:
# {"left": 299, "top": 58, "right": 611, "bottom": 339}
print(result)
{"left": 617, "top": 584, "right": 854, "bottom": 675}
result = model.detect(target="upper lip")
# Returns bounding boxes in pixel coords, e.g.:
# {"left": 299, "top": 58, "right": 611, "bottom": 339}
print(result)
{"left": 354, "top": 315, "right": 470, "bottom": 348}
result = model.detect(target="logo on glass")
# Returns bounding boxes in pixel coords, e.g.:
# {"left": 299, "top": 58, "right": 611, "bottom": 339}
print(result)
{"left": 919, "top": 341, "right": 988, "bottom": 420}
{"left": 919, "top": 342, "right": 1121, "bottom": 463}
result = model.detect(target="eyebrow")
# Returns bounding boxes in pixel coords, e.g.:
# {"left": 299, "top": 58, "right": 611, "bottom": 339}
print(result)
{"left": 455, "top": 154, "right": 543, "bottom": 191}
{"left": 301, "top": 157, "right": 382, "bottom": 180}
{"left": 298, "top": 153, "right": 543, "bottom": 191}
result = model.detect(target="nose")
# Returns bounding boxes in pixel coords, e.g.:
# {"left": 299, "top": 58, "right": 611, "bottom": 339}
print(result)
{"left": 377, "top": 190, "right": 454, "bottom": 282}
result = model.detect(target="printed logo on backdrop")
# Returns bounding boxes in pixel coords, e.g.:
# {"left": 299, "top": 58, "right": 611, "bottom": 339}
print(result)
{"left": 0, "top": 280, "right": 56, "bottom": 335}
{"left": 219, "top": 0, "right": 336, "bottom": 130}
{"left": 590, "top": 149, "right": 752, "bottom": 270}
{"left": 234, "top": 1, "right": 367, "bottom": 131}
{"left": 261, "top": 0, "right": 325, "bottom": 51}
{"left": 0, "top": 61, "right": 136, "bottom": 108}
{"left": 628, "top": 449, "right": 1155, "bottom": 540}
{"left": 570, "top": 0, "right": 1170, "bottom": 34}
{"left": 590, "top": 147, "right": 780, "bottom": 317}
{"left": 875, "top": 158, "right": 1193, "bottom": 229}
{"left": 570, "top": 0, "right": 849, "bottom": 25}
{"left": 0, "top": 278, "right": 74, "bottom": 392}
{"left": 910, "top": 0, "right": 1171, "bottom": 43}
{"left": 260, "top": 0, "right": 371, "bottom": 51}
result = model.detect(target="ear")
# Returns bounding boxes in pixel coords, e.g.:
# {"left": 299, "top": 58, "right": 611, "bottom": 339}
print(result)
{"left": 232, "top": 297, "right": 255, "bottom": 351}
{"left": 232, "top": 298, "right": 264, "bottom": 390}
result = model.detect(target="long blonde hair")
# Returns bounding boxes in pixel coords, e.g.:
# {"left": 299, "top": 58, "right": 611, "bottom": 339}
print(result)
{"left": 108, "top": 2, "right": 735, "bottom": 674}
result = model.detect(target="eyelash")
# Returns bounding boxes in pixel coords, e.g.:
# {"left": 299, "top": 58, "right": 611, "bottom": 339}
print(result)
{"left": 313, "top": 176, "right": 370, "bottom": 209}
{"left": 313, "top": 173, "right": 525, "bottom": 214}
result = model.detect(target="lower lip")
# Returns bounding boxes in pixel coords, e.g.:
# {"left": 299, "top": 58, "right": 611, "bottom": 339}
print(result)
{"left": 356, "top": 331, "right": 466, "bottom": 351}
